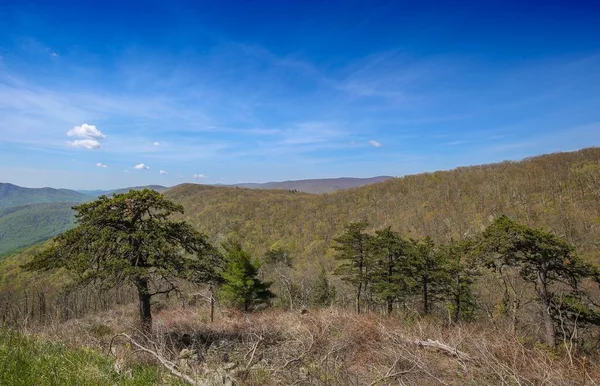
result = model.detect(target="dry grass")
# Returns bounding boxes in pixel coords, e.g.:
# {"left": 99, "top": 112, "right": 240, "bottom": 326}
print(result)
{"left": 19, "top": 303, "right": 600, "bottom": 385}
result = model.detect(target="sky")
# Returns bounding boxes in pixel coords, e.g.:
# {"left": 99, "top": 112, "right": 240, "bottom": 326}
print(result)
{"left": 0, "top": 0, "right": 599, "bottom": 190}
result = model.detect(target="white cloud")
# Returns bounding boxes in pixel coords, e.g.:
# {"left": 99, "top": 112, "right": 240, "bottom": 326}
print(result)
{"left": 67, "top": 139, "right": 101, "bottom": 149}
{"left": 193, "top": 173, "right": 205, "bottom": 179}
{"left": 67, "top": 123, "right": 106, "bottom": 139}
{"left": 159, "top": 170, "right": 167, "bottom": 175}
{"left": 134, "top": 163, "right": 150, "bottom": 170}
{"left": 368, "top": 140, "right": 382, "bottom": 148}
{"left": 96, "top": 162, "right": 107, "bottom": 168}
{"left": 153, "top": 142, "right": 160, "bottom": 146}
{"left": 124, "top": 170, "right": 128, "bottom": 173}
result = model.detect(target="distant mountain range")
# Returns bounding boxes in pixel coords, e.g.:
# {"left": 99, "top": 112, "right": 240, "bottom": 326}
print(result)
{"left": 76, "top": 185, "right": 168, "bottom": 197}
{"left": 0, "top": 183, "right": 89, "bottom": 210}
{"left": 228, "top": 176, "right": 394, "bottom": 194}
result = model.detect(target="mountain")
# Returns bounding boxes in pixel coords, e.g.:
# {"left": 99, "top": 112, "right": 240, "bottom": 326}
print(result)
{"left": 229, "top": 176, "right": 393, "bottom": 194}
{"left": 0, "top": 183, "right": 89, "bottom": 210}
{"left": 77, "top": 185, "right": 168, "bottom": 197}
{"left": 164, "top": 147, "right": 600, "bottom": 265}
{"left": 0, "top": 184, "right": 165, "bottom": 257}
{"left": 0, "top": 202, "right": 77, "bottom": 257}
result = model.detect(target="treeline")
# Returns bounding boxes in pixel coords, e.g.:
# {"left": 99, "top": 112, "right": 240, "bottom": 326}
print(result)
{"left": 328, "top": 216, "right": 600, "bottom": 347}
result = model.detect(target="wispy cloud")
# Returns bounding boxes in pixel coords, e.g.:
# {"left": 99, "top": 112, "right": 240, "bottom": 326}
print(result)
{"left": 96, "top": 162, "right": 107, "bottom": 168}
{"left": 153, "top": 142, "right": 160, "bottom": 146}
{"left": 134, "top": 163, "right": 150, "bottom": 170}
{"left": 368, "top": 140, "right": 382, "bottom": 148}
{"left": 193, "top": 173, "right": 205, "bottom": 179}
{"left": 159, "top": 170, "right": 167, "bottom": 175}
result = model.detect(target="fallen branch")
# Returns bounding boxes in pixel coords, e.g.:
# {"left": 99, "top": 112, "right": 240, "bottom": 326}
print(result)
{"left": 111, "top": 333, "right": 199, "bottom": 386}
{"left": 410, "top": 338, "right": 472, "bottom": 361}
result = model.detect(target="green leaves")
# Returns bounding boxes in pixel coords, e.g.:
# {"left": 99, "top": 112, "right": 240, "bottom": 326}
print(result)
{"left": 23, "top": 189, "right": 221, "bottom": 329}
{"left": 219, "top": 242, "right": 275, "bottom": 312}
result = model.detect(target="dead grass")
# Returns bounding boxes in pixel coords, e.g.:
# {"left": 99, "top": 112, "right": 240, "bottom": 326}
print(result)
{"left": 19, "top": 303, "right": 600, "bottom": 385}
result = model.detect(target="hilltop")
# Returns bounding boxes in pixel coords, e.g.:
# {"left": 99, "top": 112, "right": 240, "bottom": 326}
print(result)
{"left": 0, "top": 183, "right": 89, "bottom": 210}
{"left": 229, "top": 176, "right": 394, "bottom": 194}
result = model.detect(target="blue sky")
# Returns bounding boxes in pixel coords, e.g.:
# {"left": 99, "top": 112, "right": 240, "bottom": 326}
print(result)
{"left": 0, "top": 0, "right": 599, "bottom": 190}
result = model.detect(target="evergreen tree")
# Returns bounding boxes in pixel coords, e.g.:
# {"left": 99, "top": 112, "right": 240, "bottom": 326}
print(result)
{"left": 411, "top": 236, "right": 446, "bottom": 315}
{"left": 479, "top": 215, "right": 600, "bottom": 346}
{"left": 332, "top": 220, "right": 372, "bottom": 314}
{"left": 23, "top": 189, "right": 220, "bottom": 331}
{"left": 369, "top": 227, "right": 414, "bottom": 315}
{"left": 219, "top": 242, "right": 275, "bottom": 312}
{"left": 438, "top": 240, "right": 478, "bottom": 323}
{"left": 311, "top": 265, "right": 335, "bottom": 307}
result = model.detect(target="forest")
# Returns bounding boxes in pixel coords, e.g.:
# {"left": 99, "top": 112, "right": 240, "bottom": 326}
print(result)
{"left": 1, "top": 147, "right": 600, "bottom": 385}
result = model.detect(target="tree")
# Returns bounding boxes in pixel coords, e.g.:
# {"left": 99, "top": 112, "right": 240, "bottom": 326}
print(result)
{"left": 24, "top": 189, "right": 220, "bottom": 331}
{"left": 332, "top": 220, "right": 372, "bottom": 314}
{"left": 311, "top": 265, "right": 336, "bottom": 307}
{"left": 479, "top": 215, "right": 600, "bottom": 346}
{"left": 219, "top": 242, "right": 275, "bottom": 312}
{"left": 411, "top": 236, "right": 447, "bottom": 315}
{"left": 369, "top": 227, "right": 414, "bottom": 315}
{"left": 438, "top": 239, "right": 478, "bottom": 323}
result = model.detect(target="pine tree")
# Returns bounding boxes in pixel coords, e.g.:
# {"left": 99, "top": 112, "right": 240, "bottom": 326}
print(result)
{"left": 311, "top": 265, "right": 335, "bottom": 307}
{"left": 23, "top": 189, "right": 220, "bottom": 331}
{"left": 369, "top": 227, "right": 414, "bottom": 315}
{"left": 479, "top": 215, "right": 600, "bottom": 346}
{"left": 219, "top": 242, "right": 275, "bottom": 312}
{"left": 438, "top": 239, "right": 478, "bottom": 323}
{"left": 332, "top": 220, "right": 372, "bottom": 314}
{"left": 411, "top": 236, "right": 446, "bottom": 315}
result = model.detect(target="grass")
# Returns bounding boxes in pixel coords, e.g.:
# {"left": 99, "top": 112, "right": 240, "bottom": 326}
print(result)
{"left": 0, "top": 328, "right": 179, "bottom": 386}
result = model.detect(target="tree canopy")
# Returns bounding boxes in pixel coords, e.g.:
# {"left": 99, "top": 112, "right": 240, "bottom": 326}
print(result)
{"left": 24, "top": 189, "right": 221, "bottom": 330}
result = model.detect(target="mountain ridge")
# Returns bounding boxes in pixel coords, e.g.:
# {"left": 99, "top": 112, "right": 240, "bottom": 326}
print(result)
{"left": 228, "top": 176, "right": 394, "bottom": 194}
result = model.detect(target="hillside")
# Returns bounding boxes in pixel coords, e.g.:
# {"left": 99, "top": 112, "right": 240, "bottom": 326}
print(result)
{"left": 0, "top": 183, "right": 89, "bottom": 210}
{"left": 0, "top": 203, "right": 78, "bottom": 257}
{"left": 166, "top": 147, "right": 600, "bottom": 267}
{"left": 230, "top": 176, "right": 393, "bottom": 193}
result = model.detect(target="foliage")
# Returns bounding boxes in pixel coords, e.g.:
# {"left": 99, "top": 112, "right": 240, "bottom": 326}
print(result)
{"left": 263, "top": 242, "right": 292, "bottom": 267}
{"left": 23, "top": 189, "right": 221, "bottom": 330}
{"left": 437, "top": 239, "right": 479, "bottom": 322}
{"left": 368, "top": 226, "right": 414, "bottom": 314}
{"left": 219, "top": 242, "right": 275, "bottom": 312}
{"left": 478, "top": 215, "right": 600, "bottom": 345}
{"left": 331, "top": 220, "right": 372, "bottom": 313}
{"left": 311, "top": 265, "right": 336, "bottom": 306}
{"left": 164, "top": 148, "right": 600, "bottom": 274}
{"left": 411, "top": 236, "right": 448, "bottom": 315}
{"left": 0, "top": 202, "right": 77, "bottom": 257}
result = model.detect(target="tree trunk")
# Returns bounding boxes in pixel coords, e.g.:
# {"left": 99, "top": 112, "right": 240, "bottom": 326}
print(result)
{"left": 356, "top": 281, "right": 362, "bottom": 314}
{"left": 387, "top": 297, "right": 393, "bottom": 315}
{"left": 136, "top": 278, "right": 152, "bottom": 332}
{"left": 422, "top": 276, "right": 429, "bottom": 314}
{"left": 537, "top": 272, "right": 556, "bottom": 346}
{"left": 209, "top": 286, "right": 215, "bottom": 323}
